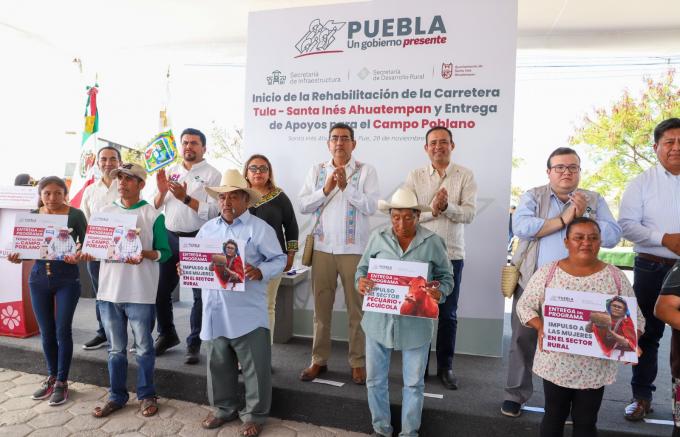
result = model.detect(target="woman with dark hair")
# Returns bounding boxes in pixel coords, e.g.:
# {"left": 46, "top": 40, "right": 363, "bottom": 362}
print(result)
{"left": 587, "top": 295, "right": 637, "bottom": 360}
{"left": 14, "top": 173, "right": 34, "bottom": 186}
{"left": 243, "top": 154, "right": 298, "bottom": 342}
{"left": 210, "top": 239, "right": 245, "bottom": 290}
{"left": 7, "top": 176, "right": 87, "bottom": 406}
{"left": 517, "top": 217, "right": 645, "bottom": 437}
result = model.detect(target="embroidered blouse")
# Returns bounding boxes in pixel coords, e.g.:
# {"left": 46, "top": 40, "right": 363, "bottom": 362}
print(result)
{"left": 249, "top": 188, "right": 299, "bottom": 252}
{"left": 517, "top": 263, "right": 645, "bottom": 390}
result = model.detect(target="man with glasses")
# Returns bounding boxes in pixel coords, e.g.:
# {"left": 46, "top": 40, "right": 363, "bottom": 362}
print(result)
{"left": 619, "top": 117, "right": 680, "bottom": 421}
{"left": 153, "top": 128, "right": 221, "bottom": 364}
{"left": 81, "top": 146, "right": 121, "bottom": 350}
{"left": 404, "top": 126, "right": 477, "bottom": 390}
{"left": 501, "top": 147, "right": 621, "bottom": 417}
{"left": 298, "top": 122, "right": 379, "bottom": 385}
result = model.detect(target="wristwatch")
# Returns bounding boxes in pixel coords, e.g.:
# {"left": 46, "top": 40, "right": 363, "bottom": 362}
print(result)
{"left": 183, "top": 195, "right": 192, "bottom": 205}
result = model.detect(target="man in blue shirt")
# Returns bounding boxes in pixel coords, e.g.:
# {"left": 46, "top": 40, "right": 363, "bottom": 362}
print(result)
{"left": 195, "top": 170, "right": 286, "bottom": 436}
{"left": 501, "top": 147, "right": 621, "bottom": 418}
{"left": 619, "top": 117, "right": 680, "bottom": 421}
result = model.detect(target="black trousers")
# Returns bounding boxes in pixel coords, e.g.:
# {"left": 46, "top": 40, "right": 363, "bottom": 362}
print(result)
{"left": 155, "top": 229, "right": 199, "bottom": 345}
{"left": 541, "top": 379, "right": 604, "bottom": 437}
{"left": 631, "top": 256, "right": 673, "bottom": 400}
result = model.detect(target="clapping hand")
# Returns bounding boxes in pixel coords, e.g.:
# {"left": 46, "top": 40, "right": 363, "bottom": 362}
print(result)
{"left": 431, "top": 187, "right": 448, "bottom": 217}
{"left": 156, "top": 169, "right": 169, "bottom": 195}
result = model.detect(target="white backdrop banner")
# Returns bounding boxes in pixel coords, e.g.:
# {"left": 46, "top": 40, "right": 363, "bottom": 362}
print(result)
{"left": 244, "top": 0, "right": 517, "bottom": 355}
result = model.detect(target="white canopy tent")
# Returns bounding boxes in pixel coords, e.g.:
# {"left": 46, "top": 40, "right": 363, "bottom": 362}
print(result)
{"left": 1, "top": 0, "right": 679, "bottom": 182}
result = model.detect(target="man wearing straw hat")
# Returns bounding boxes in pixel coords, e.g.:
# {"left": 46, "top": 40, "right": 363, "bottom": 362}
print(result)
{"left": 501, "top": 147, "right": 621, "bottom": 418}
{"left": 196, "top": 169, "right": 286, "bottom": 437}
{"left": 298, "top": 122, "right": 380, "bottom": 385}
{"left": 404, "top": 126, "right": 477, "bottom": 390}
{"left": 88, "top": 162, "right": 172, "bottom": 419}
{"left": 356, "top": 187, "right": 453, "bottom": 437}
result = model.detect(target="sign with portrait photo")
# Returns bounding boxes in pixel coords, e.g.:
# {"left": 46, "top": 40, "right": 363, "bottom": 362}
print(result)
{"left": 362, "top": 258, "right": 438, "bottom": 319}
{"left": 82, "top": 213, "right": 141, "bottom": 262}
{"left": 180, "top": 237, "right": 247, "bottom": 292}
{"left": 12, "top": 213, "right": 73, "bottom": 260}
{"left": 543, "top": 288, "right": 639, "bottom": 363}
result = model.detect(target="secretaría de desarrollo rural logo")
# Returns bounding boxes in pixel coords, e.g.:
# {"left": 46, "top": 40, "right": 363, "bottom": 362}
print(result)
{"left": 294, "top": 15, "right": 448, "bottom": 58}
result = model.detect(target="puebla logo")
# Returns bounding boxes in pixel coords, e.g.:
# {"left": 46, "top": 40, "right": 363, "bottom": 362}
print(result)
{"left": 295, "top": 19, "right": 346, "bottom": 58}
{"left": 294, "top": 15, "right": 447, "bottom": 58}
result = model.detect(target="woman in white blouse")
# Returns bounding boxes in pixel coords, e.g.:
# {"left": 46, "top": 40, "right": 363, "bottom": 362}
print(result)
{"left": 517, "top": 217, "right": 644, "bottom": 437}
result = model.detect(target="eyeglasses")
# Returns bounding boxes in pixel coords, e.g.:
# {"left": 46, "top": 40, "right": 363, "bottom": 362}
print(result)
{"left": 247, "top": 165, "right": 269, "bottom": 173}
{"left": 550, "top": 165, "right": 580, "bottom": 174}
{"left": 329, "top": 135, "right": 352, "bottom": 143}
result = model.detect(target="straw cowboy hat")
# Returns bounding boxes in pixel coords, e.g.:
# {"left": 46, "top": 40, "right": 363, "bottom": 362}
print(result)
{"left": 378, "top": 187, "right": 432, "bottom": 213}
{"left": 205, "top": 169, "right": 262, "bottom": 206}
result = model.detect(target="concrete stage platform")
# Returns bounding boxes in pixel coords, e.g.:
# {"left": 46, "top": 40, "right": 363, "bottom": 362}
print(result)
{"left": 0, "top": 294, "right": 673, "bottom": 436}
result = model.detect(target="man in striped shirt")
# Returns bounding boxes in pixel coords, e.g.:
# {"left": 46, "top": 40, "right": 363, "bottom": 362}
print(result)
{"left": 404, "top": 126, "right": 477, "bottom": 390}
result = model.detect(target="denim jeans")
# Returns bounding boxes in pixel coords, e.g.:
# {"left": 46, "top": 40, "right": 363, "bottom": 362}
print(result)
{"left": 631, "top": 256, "right": 672, "bottom": 401}
{"left": 366, "top": 336, "right": 429, "bottom": 437}
{"left": 436, "top": 259, "right": 463, "bottom": 370}
{"left": 86, "top": 260, "right": 106, "bottom": 339}
{"left": 99, "top": 301, "right": 156, "bottom": 405}
{"left": 29, "top": 261, "right": 81, "bottom": 382}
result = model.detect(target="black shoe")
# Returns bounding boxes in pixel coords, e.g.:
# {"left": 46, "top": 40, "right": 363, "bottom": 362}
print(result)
{"left": 82, "top": 335, "right": 108, "bottom": 350}
{"left": 154, "top": 335, "right": 180, "bottom": 356}
{"left": 437, "top": 369, "right": 458, "bottom": 390}
{"left": 184, "top": 348, "right": 200, "bottom": 365}
{"left": 501, "top": 400, "right": 522, "bottom": 418}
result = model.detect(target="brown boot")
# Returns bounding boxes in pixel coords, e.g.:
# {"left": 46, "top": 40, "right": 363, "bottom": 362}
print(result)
{"left": 624, "top": 399, "right": 653, "bottom": 421}
{"left": 351, "top": 367, "right": 366, "bottom": 385}
{"left": 299, "top": 364, "right": 328, "bottom": 381}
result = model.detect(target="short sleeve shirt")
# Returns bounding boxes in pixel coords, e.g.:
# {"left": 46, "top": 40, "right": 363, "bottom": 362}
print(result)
{"left": 661, "top": 261, "right": 680, "bottom": 378}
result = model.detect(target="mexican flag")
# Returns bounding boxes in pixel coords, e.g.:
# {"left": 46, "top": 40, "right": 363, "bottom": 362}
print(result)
{"left": 70, "top": 85, "right": 100, "bottom": 208}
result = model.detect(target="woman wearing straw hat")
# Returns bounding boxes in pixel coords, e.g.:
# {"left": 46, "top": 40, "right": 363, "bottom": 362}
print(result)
{"left": 355, "top": 187, "right": 453, "bottom": 437}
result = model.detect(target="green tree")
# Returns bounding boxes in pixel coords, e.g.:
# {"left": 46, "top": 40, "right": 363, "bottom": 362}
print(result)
{"left": 569, "top": 70, "right": 680, "bottom": 206}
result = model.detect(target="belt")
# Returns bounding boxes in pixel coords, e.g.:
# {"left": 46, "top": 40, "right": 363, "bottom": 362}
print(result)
{"left": 637, "top": 252, "right": 679, "bottom": 266}
{"left": 170, "top": 230, "right": 199, "bottom": 238}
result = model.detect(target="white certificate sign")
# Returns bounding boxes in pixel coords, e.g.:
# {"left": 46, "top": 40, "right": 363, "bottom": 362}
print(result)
{"left": 543, "top": 288, "right": 639, "bottom": 363}
{"left": 0, "top": 186, "right": 38, "bottom": 210}
{"left": 180, "top": 237, "right": 247, "bottom": 292}
{"left": 12, "top": 213, "right": 73, "bottom": 260}
{"left": 82, "top": 213, "right": 140, "bottom": 262}
{"left": 362, "top": 258, "right": 438, "bottom": 319}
